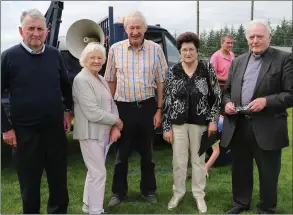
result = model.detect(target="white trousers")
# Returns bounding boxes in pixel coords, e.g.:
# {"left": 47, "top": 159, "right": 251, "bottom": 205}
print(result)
{"left": 172, "top": 124, "right": 207, "bottom": 199}
{"left": 80, "top": 136, "right": 108, "bottom": 214}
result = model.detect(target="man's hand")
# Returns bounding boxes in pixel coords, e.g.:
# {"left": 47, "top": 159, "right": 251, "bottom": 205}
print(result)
{"left": 2, "top": 129, "right": 17, "bottom": 147}
{"left": 247, "top": 98, "right": 267, "bottom": 112}
{"left": 64, "top": 112, "right": 71, "bottom": 134}
{"left": 208, "top": 122, "right": 217, "bottom": 137}
{"left": 153, "top": 110, "right": 162, "bottom": 129}
{"left": 163, "top": 131, "right": 173, "bottom": 144}
{"left": 225, "top": 102, "right": 237, "bottom": 115}
{"left": 110, "top": 126, "right": 121, "bottom": 142}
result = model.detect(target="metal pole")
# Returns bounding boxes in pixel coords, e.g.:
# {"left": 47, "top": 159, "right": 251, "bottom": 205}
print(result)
{"left": 197, "top": 0, "right": 199, "bottom": 36}
{"left": 109, "top": 6, "right": 114, "bottom": 47}
{"left": 251, "top": 0, "right": 254, "bottom": 20}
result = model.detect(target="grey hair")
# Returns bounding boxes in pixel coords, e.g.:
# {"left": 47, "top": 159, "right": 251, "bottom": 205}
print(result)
{"left": 20, "top": 8, "right": 46, "bottom": 27}
{"left": 221, "top": 34, "right": 234, "bottom": 43}
{"left": 245, "top": 19, "right": 271, "bottom": 39}
{"left": 123, "top": 10, "right": 147, "bottom": 29}
{"left": 79, "top": 42, "right": 106, "bottom": 68}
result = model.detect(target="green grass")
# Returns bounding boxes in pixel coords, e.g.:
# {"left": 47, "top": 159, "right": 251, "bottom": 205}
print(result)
{"left": 1, "top": 109, "right": 292, "bottom": 214}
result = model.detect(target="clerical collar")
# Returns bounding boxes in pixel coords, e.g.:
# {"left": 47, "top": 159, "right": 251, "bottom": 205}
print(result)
{"left": 251, "top": 47, "right": 269, "bottom": 59}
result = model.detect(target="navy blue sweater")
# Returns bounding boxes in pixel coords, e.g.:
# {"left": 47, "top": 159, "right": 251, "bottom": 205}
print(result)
{"left": 1, "top": 44, "right": 72, "bottom": 132}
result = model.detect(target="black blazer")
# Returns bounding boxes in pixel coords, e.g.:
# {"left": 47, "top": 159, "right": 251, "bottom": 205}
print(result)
{"left": 221, "top": 47, "right": 293, "bottom": 150}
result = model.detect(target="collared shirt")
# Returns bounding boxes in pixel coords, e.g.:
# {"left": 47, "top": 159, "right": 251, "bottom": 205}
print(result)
{"left": 104, "top": 39, "right": 168, "bottom": 102}
{"left": 21, "top": 41, "right": 45, "bottom": 54}
{"left": 210, "top": 50, "right": 235, "bottom": 86}
{"left": 241, "top": 54, "right": 263, "bottom": 105}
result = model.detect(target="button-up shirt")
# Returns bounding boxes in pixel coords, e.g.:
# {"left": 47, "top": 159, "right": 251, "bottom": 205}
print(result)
{"left": 104, "top": 39, "right": 168, "bottom": 102}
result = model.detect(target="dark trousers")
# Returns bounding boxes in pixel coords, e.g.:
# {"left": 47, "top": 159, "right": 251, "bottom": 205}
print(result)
{"left": 112, "top": 97, "right": 157, "bottom": 199}
{"left": 230, "top": 116, "right": 281, "bottom": 213}
{"left": 12, "top": 121, "right": 69, "bottom": 214}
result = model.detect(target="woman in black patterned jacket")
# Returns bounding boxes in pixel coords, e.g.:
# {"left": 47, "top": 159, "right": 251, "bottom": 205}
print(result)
{"left": 162, "top": 32, "right": 221, "bottom": 213}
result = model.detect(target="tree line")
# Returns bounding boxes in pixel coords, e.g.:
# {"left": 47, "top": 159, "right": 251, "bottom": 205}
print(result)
{"left": 175, "top": 19, "right": 292, "bottom": 58}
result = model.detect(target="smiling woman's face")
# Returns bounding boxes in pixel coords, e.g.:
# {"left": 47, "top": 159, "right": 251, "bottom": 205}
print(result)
{"left": 84, "top": 50, "right": 105, "bottom": 74}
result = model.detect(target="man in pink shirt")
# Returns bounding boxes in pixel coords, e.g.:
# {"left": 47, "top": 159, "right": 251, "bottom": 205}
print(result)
{"left": 210, "top": 35, "right": 235, "bottom": 92}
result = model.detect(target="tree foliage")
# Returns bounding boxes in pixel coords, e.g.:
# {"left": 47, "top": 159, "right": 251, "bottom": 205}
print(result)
{"left": 198, "top": 19, "right": 292, "bottom": 57}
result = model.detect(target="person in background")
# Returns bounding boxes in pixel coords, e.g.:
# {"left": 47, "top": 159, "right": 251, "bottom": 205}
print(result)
{"left": 162, "top": 32, "right": 221, "bottom": 213}
{"left": 204, "top": 115, "right": 223, "bottom": 177}
{"left": 104, "top": 10, "right": 168, "bottom": 208}
{"left": 210, "top": 34, "right": 235, "bottom": 93}
{"left": 72, "top": 42, "right": 123, "bottom": 214}
{"left": 1, "top": 8, "right": 72, "bottom": 214}
{"left": 221, "top": 19, "right": 293, "bottom": 214}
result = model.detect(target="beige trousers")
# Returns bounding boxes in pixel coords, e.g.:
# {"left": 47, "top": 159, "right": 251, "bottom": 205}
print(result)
{"left": 172, "top": 124, "right": 207, "bottom": 199}
{"left": 80, "top": 136, "right": 108, "bottom": 214}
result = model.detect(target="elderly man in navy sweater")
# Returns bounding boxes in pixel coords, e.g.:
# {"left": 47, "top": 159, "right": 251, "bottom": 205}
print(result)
{"left": 1, "top": 8, "right": 72, "bottom": 214}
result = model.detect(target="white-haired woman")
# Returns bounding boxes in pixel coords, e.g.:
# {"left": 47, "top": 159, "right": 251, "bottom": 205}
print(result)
{"left": 72, "top": 42, "right": 123, "bottom": 214}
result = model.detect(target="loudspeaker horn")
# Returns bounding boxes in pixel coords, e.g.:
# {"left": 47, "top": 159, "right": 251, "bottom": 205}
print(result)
{"left": 66, "top": 19, "right": 105, "bottom": 59}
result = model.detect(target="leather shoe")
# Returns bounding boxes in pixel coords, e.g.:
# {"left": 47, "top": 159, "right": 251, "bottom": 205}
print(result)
{"left": 142, "top": 194, "right": 158, "bottom": 204}
{"left": 168, "top": 196, "right": 183, "bottom": 210}
{"left": 225, "top": 206, "right": 249, "bottom": 214}
{"left": 108, "top": 196, "right": 121, "bottom": 208}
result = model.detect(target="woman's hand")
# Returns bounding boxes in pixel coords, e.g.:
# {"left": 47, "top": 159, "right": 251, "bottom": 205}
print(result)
{"left": 163, "top": 131, "right": 173, "bottom": 144}
{"left": 114, "top": 118, "right": 123, "bottom": 131}
{"left": 110, "top": 126, "right": 121, "bottom": 142}
{"left": 206, "top": 168, "right": 209, "bottom": 178}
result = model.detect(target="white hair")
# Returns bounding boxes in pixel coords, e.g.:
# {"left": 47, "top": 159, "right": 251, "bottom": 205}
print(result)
{"left": 245, "top": 19, "right": 271, "bottom": 39}
{"left": 123, "top": 10, "right": 147, "bottom": 28}
{"left": 79, "top": 42, "right": 106, "bottom": 68}
{"left": 20, "top": 8, "right": 46, "bottom": 27}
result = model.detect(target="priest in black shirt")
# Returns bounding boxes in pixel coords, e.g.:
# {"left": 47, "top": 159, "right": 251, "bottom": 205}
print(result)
{"left": 1, "top": 8, "right": 72, "bottom": 214}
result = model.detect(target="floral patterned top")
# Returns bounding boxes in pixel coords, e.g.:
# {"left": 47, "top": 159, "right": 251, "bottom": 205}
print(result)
{"left": 162, "top": 60, "right": 222, "bottom": 132}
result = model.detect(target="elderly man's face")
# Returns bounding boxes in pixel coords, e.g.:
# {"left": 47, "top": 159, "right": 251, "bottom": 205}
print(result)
{"left": 247, "top": 24, "right": 271, "bottom": 55}
{"left": 19, "top": 16, "right": 48, "bottom": 51}
{"left": 124, "top": 16, "right": 146, "bottom": 47}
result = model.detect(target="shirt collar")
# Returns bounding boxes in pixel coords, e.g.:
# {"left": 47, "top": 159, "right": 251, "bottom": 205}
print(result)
{"left": 219, "top": 50, "right": 232, "bottom": 59}
{"left": 251, "top": 47, "right": 269, "bottom": 59}
{"left": 126, "top": 39, "right": 146, "bottom": 51}
{"left": 21, "top": 41, "right": 45, "bottom": 54}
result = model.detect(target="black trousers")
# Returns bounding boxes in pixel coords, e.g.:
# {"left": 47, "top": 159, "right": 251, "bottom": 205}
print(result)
{"left": 12, "top": 121, "right": 69, "bottom": 214}
{"left": 111, "top": 97, "right": 157, "bottom": 199}
{"left": 230, "top": 116, "right": 281, "bottom": 214}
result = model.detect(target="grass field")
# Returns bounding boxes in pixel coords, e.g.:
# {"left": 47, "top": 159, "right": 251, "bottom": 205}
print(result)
{"left": 1, "top": 109, "right": 292, "bottom": 214}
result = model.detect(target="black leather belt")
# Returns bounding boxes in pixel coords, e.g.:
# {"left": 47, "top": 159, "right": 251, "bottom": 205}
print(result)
{"left": 115, "top": 97, "right": 155, "bottom": 108}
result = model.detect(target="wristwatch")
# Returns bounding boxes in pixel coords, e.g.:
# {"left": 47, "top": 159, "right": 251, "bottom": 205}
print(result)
{"left": 157, "top": 107, "right": 162, "bottom": 110}
{"left": 64, "top": 109, "right": 72, "bottom": 114}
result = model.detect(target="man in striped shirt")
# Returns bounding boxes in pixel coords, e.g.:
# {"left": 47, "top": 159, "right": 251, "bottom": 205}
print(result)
{"left": 105, "top": 10, "right": 168, "bottom": 208}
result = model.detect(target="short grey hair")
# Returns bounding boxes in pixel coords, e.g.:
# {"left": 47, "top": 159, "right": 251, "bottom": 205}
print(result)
{"left": 245, "top": 19, "right": 271, "bottom": 39}
{"left": 221, "top": 34, "right": 234, "bottom": 43}
{"left": 79, "top": 42, "right": 106, "bottom": 68}
{"left": 20, "top": 8, "right": 46, "bottom": 27}
{"left": 124, "top": 10, "right": 147, "bottom": 29}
